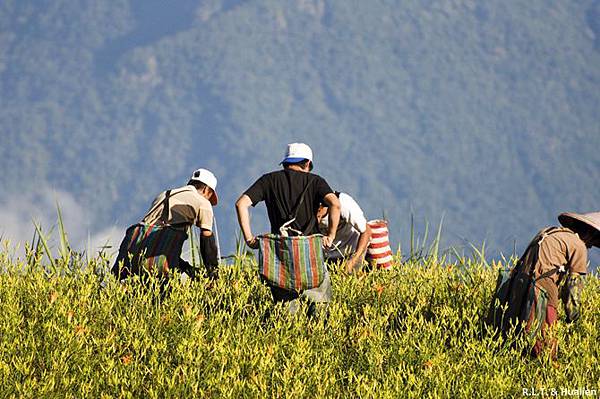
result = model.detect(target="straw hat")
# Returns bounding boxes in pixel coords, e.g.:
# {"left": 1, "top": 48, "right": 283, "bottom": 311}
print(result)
{"left": 558, "top": 211, "right": 600, "bottom": 242}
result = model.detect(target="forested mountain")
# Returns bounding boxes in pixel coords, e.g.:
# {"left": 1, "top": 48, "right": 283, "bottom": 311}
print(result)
{"left": 1, "top": 0, "right": 599, "bottom": 262}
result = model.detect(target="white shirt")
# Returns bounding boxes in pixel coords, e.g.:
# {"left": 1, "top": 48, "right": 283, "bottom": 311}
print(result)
{"left": 319, "top": 192, "right": 367, "bottom": 259}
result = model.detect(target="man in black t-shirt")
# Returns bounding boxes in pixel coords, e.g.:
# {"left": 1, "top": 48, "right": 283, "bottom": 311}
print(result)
{"left": 235, "top": 142, "right": 341, "bottom": 304}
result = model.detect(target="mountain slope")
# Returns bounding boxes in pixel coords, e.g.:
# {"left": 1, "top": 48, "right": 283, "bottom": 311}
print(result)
{"left": 0, "top": 0, "right": 599, "bottom": 261}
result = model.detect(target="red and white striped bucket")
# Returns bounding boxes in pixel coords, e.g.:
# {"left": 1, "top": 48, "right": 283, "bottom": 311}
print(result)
{"left": 366, "top": 219, "right": 393, "bottom": 270}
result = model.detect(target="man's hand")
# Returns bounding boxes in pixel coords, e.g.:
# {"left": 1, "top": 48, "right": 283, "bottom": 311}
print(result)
{"left": 246, "top": 236, "right": 259, "bottom": 249}
{"left": 347, "top": 225, "right": 371, "bottom": 274}
{"left": 345, "top": 256, "right": 362, "bottom": 274}
{"left": 322, "top": 234, "right": 335, "bottom": 248}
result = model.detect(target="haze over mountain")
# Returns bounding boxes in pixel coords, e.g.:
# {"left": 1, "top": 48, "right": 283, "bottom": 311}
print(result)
{"left": 1, "top": 0, "right": 599, "bottom": 264}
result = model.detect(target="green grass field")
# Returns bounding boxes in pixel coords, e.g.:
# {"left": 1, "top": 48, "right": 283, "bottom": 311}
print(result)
{"left": 1, "top": 246, "right": 599, "bottom": 398}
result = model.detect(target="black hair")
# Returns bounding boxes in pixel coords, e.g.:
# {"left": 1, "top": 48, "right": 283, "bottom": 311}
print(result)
{"left": 187, "top": 180, "right": 208, "bottom": 190}
{"left": 282, "top": 159, "right": 313, "bottom": 171}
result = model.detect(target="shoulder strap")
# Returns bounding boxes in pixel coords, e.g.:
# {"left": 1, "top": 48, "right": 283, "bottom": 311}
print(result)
{"left": 535, "top": 267, "right": 560, "bottom": 282}
{"left": 537, "top": 226, "right": 574, "bottom": 244}
{"left": 279, "top": 178, "right": 317, "bottom": 236}
{"left": 288, "top": 178, "right": 315, "bottom": 221}
{"left": 159, "top": 190, "right": 172, "bottom": 225}
{"left": 146, "top": 188, "right": 190, "bottom": 227}
{"left": 143, "top": 190, "right": 171, "bottom": 223}
{"left": 525, "top": 226, "right": 574, "bottom": 277}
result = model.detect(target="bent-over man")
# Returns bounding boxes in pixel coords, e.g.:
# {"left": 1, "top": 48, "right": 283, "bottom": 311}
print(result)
{"left": 521, "top": 211, "right": 600, "bottom": 358}
{"left": 112, "top": 168, "right": 220, "bottom": 281}
{"left": 317, "top": 192, "right": 372, "bottom": 273}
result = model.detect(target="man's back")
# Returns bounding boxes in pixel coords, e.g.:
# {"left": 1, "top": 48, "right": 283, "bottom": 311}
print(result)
{"left": 320, "top": 192, "right": 367, "bottom": 258}
{"left": 523, "top": 228, "right": 588, "bottom": 309}
{"left": 142, "top": 185, "right": 214, "bottom": 231}
{"left": 244, "top": 169, "right": 333, "bottom": 235}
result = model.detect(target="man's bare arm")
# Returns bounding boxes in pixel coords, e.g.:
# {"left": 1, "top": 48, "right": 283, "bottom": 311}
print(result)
{"left": 323, "top": 193, "right": 341, "bottom": 247}
{"left": 346, "top": 224, "right": 372, "bottom": 273}
{"left": 235, "top": 194, "right": 258, "bottom": 249}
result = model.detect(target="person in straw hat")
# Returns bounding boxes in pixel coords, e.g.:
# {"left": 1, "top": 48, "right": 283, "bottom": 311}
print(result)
{"left": 112, "top": 168, "right": 220, "bottom": 282}
{"left": 520, "top": 211, "right": 600, "bottom": 358}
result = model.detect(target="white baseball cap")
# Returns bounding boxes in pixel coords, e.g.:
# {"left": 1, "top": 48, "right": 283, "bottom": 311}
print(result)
{"left": 189, "top": 168, "right": 218, "bottom": 205}
{"left": 280, "top": 142, "right": 313, "bottom": 165}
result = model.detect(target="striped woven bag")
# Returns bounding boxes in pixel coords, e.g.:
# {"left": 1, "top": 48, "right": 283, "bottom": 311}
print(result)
{"left": 366, "top": 219, "right": 394, "bottom": 269}
{"left": 258, "top": 234, "right": 326, "bottom": 292}
{"left": 114, "top": 223, "right": 188, "bottom": 278}
{"left": 112, "top": 189, "right": 188, "bottom": 279}
{"left": 128, "top": 223, "right": 187, "bottom": 274}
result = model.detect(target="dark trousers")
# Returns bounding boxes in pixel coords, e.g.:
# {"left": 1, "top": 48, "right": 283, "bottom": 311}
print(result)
{"left": 267, "top": 271, "right": 332, "bottom": 317}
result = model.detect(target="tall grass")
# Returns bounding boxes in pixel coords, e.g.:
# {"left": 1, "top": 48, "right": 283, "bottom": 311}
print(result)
{"left": 1, "top": 213, "right": 598, "bottom": 397}
{"left": 406, "top": 214, "right": 446, "bottom": 262}
{"left": 1, "top": 238, "right": 599, "bottom": 397}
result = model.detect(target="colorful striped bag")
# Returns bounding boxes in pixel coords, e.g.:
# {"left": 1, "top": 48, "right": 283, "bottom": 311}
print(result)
{"left": 112, "top": 189, "right": 188, "bottom": 280}
{"left": 113, "top": 223, "right": 188, "bottom": 279}
{"left": 366, "top": 219, "right": 394, "bottom": 269}
{"left": 258, "top": 234, "right": 326, "bottom": 292}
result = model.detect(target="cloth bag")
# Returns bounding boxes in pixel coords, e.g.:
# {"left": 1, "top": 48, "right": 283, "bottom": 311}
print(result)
{"left": 256, "top": 179, "right": 327, "bottom": 292}
{"left": 112, "top": 190, "right": 188, "bottom": 280}
{"left": 114, "top": 223, "right": 187, "bottom": 279}
{"left": 258, "top": 234, "right": 326, "bottom": 291}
